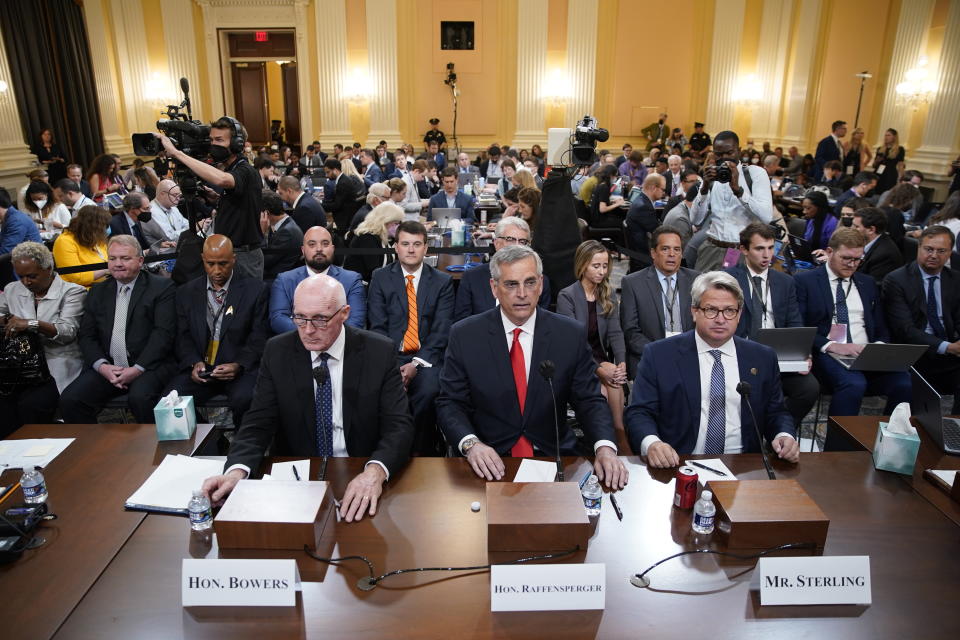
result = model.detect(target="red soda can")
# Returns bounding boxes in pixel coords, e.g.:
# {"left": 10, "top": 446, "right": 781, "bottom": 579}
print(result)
{"left": 673, "top": 466, "right": 699, "bottom": 509}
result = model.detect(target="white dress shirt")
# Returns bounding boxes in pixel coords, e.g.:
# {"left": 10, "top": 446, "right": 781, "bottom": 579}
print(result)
{"left": 690, "top": 165, "right": 774, "bottom": 243}
{"left": 655, "top": 268, "right": 683, "bottom": 335}
{"left": 822, "top": 264, "right": 868, "bottom": 349}
{"left": 746, "top": 266, "right": 776, "bottom": 329}
{"left": 149, "top": 200, "right": 189, "bottom": 240}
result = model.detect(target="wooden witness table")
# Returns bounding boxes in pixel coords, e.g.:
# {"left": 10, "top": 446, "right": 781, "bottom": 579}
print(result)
{"left": 0, "top": 426, "right": 942, "bottom": 639}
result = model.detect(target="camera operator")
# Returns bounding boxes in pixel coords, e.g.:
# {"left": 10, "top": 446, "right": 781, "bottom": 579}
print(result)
{"left": 690, "top": 130, "right": 773, "bottom": 272}
{"left": 155, "top": 117, "right": 264, "bottom": 279}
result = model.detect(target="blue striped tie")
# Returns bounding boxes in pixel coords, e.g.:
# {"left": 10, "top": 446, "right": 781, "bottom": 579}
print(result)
{"left": 704, "top": 350, "right": 726, "bottom": 455}
{"left": 315, "top": 353, "right": 333, "bottom": 457}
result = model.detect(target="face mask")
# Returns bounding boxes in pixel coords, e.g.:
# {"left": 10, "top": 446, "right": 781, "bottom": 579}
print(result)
{"left": 105, "top": 226, "right": 112, "bottom": 237}
{"left": 750, "top": 157, "right": 759, "bottom": 164}
{"left": 209, "top": 144, "right": 231, "bottom": 163}
{"left": 138, "top": 209, "right": 152, "bottom": 223}
{"left": 33, "top": 199, "right": 47, "bottom": 210}
{"left": 741, "top": 155, "right": 749, "bottom": 162}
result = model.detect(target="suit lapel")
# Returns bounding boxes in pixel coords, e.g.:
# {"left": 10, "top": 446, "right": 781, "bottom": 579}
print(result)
{"left": 643, "top": 269, "right": 665, "bottom": 333}
{"left": 525, "top": 311, "right": 550, "bottom": 424}
{"left": 487, "top": 311, "right": 521, "bottom": 421}
{"left": 292, "top": 337, "right": 317, "bottom": 451}
{"left": 126, "top": 272, "right": 148, "bottom": 325}
{"left": 677, "top": 335, "right": 701, "bottom": 429}
{"left": 341, "top": 327, "right": 360, "bottom": 441}
{"left": 679, "top": 270, "right": 696, "bottom": 331}
{"left": 817, "top": 267, "right": 835, "bottom": 320}
{"left": 735, "top": 341, "right": 756, "bottom": 449}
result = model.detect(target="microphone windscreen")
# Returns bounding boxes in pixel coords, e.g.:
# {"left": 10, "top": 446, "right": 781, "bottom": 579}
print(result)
{"left": 736, "top": 381, "right": 752, "bottom": 396}
{"left": 180, "top": 77, "right": 190, "bottom": 94}
{"left": 538, "top": 360, "right": 556, "bottom": 380}
{"left": 313, "top": 365, "right": 329, "bottom": 386}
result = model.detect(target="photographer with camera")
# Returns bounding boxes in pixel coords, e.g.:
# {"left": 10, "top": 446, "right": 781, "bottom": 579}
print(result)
{"left": 155, "top": 117, "right": 264, "bottom": 279}
{"left": 690, "top": 130, "right": 773, "bottom": 272}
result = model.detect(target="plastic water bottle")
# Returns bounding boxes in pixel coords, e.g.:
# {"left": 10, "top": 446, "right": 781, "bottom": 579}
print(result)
{"left": 188, "top": 490, "right": 213, "bottom": 531}
{"left": 21, "top": 466, "right": 48, "bottom": 504}
{"left": 581, "top": 475, "right": 602, "bottom": 516}
{"left": 692, "top": 490, "right": 716, "bottom": 535}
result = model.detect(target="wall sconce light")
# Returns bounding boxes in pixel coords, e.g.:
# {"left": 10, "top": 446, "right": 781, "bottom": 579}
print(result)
{"left": 543, "top": 69, "right": 571, "bottom": 107}
{"left": 0, "top": 80, "right": 8, "bottom": 93}
{"left": 895, "top": 57, "right": 936, "bottom": 110}
{"left": 734, "top": 74, "right": 762, "bottom": 110}
{"left": 144, "top": 71, "right": 174, "bottom": 105}
{"left": 343, "top": 67, "right": 373, "bottom": 104}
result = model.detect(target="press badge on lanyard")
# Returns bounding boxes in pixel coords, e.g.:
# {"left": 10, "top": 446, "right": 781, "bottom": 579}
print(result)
{"left": 827, "top": 324, "right": 848, "bottom": 343}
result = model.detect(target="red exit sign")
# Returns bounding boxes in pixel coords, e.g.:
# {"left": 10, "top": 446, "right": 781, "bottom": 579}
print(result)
{"left": 254, "top": 31, "right": 269, "bottom": 42}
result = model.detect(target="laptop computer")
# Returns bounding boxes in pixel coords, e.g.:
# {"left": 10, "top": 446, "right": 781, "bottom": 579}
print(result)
{"left": 829, "top": 343, "right": 927, "bottom": 371}
{"left": 755, "top": 327, "right": 817, "bottom": 373}
{"left": 431, "top": 208, "right": 462, "bottom": 228}
{"left": 910, "top": 367, "right": 960, "bottom": 455}
{"left": 457, "top": 173, "right": 475, "bottom": 188}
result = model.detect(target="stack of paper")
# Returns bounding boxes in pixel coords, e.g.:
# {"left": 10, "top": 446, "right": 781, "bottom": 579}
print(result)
{"left": 125, "top": 454, "right": 226, "bottom": 514}
{"left": 0, "top": 438, "right": 74, "bottom": 470}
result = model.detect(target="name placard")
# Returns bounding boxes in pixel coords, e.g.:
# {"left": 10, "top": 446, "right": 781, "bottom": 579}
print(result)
{"left": 490, "top": 563, "right": 605, "bottom": 612}
{"left": 182, "top": 559, "right": 300, "bottom": 607}
{"left": 759, "top": 556, "right": 871, "bottom": 606}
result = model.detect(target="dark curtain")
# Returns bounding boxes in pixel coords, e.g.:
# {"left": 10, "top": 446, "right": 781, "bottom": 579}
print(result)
{"left": 0, "top": 0, "right": 104, "bottom": 173}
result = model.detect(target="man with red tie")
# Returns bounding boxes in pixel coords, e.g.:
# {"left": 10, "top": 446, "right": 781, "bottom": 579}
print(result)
{"left": 437, "top": 245, "right": 627, "bottom": 488}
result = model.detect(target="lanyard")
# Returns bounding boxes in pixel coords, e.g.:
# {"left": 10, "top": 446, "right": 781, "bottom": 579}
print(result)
{"left": 207, "top": 290, "right": 229, "bottom": 339}
{"left": 663, "top": 278, "right": 679, "bottom": 331}
{"left": 750, "top": 275, "right": 769, "bottom": 320}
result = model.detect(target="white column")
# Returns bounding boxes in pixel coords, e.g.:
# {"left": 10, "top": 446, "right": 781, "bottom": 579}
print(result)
{"left": 780, "top": 0, "right": 823, "bottom": 150}
{"left": 910, "top": 0, "right": 960, "bottom": 176}
{"left": 750, "top": 0, "right": 794, "bottom": 146}
{"left": 365, "top": 0, "right": 402, "bottom": 147}
{"left": 566, "top": 0, "right": 598, "bottom": 123}
{"left": 0, "top": 31, "right": 35, "bottom": 176}
{"left": 314, "top": 0, "right": 351, "bottom": 146}
{"left": 195, "top": 0, "right": 225, "bottom": 119}
{"left": 293, "top": 0, "right": 315, "bottom": 146}
{"left": 875, "top": 0, "right": 935, "bottom": 148}
{"left": 82, "top": 0, "right": 129, "bottom": 155}
{"left": 513, "top": 0, "right": 548, "bottom": 147}
{"left": 110, "top": 0, "right": 154, "bottom": 136}
{"left": 704, "top": 0, "right": 745, "bottom": 133}
{"left": 161, "top": 0, "right": 202, "bottom": 120}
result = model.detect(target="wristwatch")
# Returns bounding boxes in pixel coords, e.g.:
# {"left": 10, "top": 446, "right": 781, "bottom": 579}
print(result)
{"left": 28, "top": 320, "right": 40, "bottom": 332}
{"left": 461, "top": 437, "right": 480, "bottom": 454}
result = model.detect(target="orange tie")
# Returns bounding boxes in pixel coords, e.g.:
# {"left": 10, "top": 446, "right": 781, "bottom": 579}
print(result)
{"left": 401, "top": 274, "right": 420, "bottom": 354}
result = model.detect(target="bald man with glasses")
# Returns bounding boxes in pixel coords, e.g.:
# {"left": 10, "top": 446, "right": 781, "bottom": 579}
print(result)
{"left": 147, "top": 179, "right": 189, "bottom": 248}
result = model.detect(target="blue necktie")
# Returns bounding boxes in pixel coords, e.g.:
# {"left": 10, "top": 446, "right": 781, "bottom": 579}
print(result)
{"left": 927, "top": 275, "right": 947, "bottom": 339}
{"left": 704, "top": 350, "right": 726, "bottom": 455}
{"left": 835, "top": 278, "right": 852, "bottom": 343}
{"left": 315, "top": 353, "right": 333, "bottom": 457}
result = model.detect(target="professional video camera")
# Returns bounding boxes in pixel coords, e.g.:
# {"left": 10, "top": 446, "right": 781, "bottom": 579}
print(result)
{"left": 131, "top": 77, "right": 209, "bottom": 159}
{"left": 546, "top": 115, "right": 609, "bottom": 167}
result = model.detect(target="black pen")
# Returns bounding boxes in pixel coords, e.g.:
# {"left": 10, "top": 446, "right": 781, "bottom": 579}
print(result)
{"left": 292, "top": 465, "right": 301, "bottom": 481}
{"left": 689, "top": 460, "right": 727, "bottom": 477}
{"left": 609, "top": 493, "right": 623, "bottom": 521}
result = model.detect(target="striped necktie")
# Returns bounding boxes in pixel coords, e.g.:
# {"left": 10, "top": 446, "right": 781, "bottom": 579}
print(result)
{"left": 401, "top": 275, "right": 420, "bottom": 353}
{"left": 109, "top": 284, "right": 130, "bottom": 368}
{"left": 703, "top": 350, "right": 726, "bottom": 455}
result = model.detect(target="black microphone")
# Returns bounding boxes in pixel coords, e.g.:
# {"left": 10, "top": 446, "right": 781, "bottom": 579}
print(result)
{"left": 538, "top": 360, "right": 564, "bottom": 482}
{"left": 736, "top": 382, "right": 776, "bottom": 480}
{"left": 313, "top": 364, "right": 329, "bottom": 386}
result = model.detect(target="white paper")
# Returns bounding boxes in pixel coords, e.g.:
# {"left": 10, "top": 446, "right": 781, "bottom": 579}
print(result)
{"left": 490, "top": 563, "right": 605, "bottom": 611}
{"left": 182, "top": 559, "right": 300, "bottom": 607}
{"left": 777, "top": 360, "right": 809, "bottom": 373}
{"left": 125, "top": 454, "right": 225, "bottom": 513}
{"left": 929, "top": 469, "right": 957, "bottom": 487}
{"left": 684, "top": 459, "right": 737, "bottom": 482}
{"left": 269, "top": 460, "right": 311, "bottom": 482}
{"left": 0, "top": 438, "right": 75, "bottom": 470}
{"left": 759, "top": 556, "right": 871, "bottom": 605}
{"left": 513, "top": 459, "right": 559, "bottom": 483}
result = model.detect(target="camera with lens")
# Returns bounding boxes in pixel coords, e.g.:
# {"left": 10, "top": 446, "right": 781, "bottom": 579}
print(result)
{"left": 714, "top": 163, "right": 732, "bottom": 183}
{"left": 570, "top": 115, "right": 609, "bottom": 165}
{"left": 131, "top": 77, "right": 209, "bottom": 159}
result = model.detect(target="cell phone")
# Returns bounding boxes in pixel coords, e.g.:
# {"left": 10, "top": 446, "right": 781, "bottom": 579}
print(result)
{"left": 198, "top": 369, "right": 213, "bottom": 379}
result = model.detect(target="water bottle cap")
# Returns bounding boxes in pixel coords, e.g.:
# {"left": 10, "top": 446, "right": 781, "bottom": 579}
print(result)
{"left": 701, "top": 490, "right": 712, "bottom": 500}
{"left": 589, "top": 475, "right": 598, "bottom": 484}
{"left": 26, "top": 465, "right": 36, "bottom": 473}
{"left": 192, "top": 489, "right": 203, "bottom": 497}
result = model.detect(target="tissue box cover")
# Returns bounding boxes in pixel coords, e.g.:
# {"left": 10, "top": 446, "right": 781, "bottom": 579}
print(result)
{"left": 153, "top": 395, "right": 196, "bottom": 441}
{"left": 872, "top": 421, "right": 920, "bottom": 475}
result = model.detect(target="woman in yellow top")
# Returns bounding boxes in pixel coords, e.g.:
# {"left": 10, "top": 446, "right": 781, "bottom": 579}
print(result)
{"left": 52, "top": 205, "right": 111, "bottom": 288}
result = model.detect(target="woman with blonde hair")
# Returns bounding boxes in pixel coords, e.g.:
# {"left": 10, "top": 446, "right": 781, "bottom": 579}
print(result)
{"left": 338, "top": 152, "right": 363, "bottom": 181}
{"left": 52, "top": 205, "right": 111, "bottom": 288}
{"left": 345, "top": 201, "right": 403, "bottom": 282}
{"left": 873, "top": 128, "right": 905, "bottom": 195}
{"left": 557, "top": 240, "right": 629, "bottom": 444}
{"left": 512, "top": 168, "right": 537, "bottom": 191}
{"left": 843, "top": 127, "right": 872, "bottom": 176}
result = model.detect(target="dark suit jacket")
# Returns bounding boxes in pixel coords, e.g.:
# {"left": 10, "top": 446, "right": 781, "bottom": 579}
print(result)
{"left": 833, "top": 188, "right": 857, "bottom": 215}
{"left": 858, "top": 234, "right": 903, "bottom": 284}
{"left": 795, "top": 265, "right": 890, "bottom": 351}
{"left": 882, "top": 262, "right": 960, "bottom": 354}
{"left": 325, "top": 174, "right": 365, "bottom": 232}
{"left": 453, "top": 262, "right": 552, "bottom": 322}
{"left": 725, "top": 264, "right": 803, "bottom": 339}
{"left": 479, "top": 160, "right": 502, "bottom": 179}
{"left": 290, "top": 193, "right": 327, "bottom": 233}
{"left": 625, "top": 192, "right": 659, "bottom": 263}
{"left": 263, "top": 216, "right": 304, "bottom": 279}
{"left": 224, "top": 328, "right": 414, "bottom": 476}
{"left": 367, "top": 261, "right": 454, "bottom": 365}
{"left": 109, "top": 213, "right": 149, "bottom": 251}
{"left": 624, "top": 332, "right": 795, "bottom": 455}
{"left": 814, "top": 135, "right": 842, "bottom": 179}
{"left": 362, "top": 163, "right": 383, "bottom": 188}
{"left": 427, "top": 191, "right": 475, "bottom": 224}
{"left": 175, "top": 275, "right": 269, "bottom": 372}
{"left": 77, "top": 271, "right": 175, "bottom": 370}
{"left": 437, "top": 308, "right": 616, "bottom": 455}
{"left": 556, "top": 281, "right": 626, "bottom": 364}
{"left": 619, "top": 266, "right": 698, "bottom": 376}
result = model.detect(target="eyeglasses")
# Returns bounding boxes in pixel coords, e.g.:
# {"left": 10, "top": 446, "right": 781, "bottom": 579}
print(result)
{"left": 837, "top": 256, "right": 864, "bottom": 265}
{"left": 697, "top": 306, "right": 740, "bottom": 320}
{"left": 160, "top": 190, "right": 182, "bottom": 200}
{"left": 496, "top": 236, "right": 530, "bottom": 246}
{"left": 920, "top": 246, "right": 950, "bottom": 256}
{"left": 290, "top": 305, "right": 344, "bottom": 328}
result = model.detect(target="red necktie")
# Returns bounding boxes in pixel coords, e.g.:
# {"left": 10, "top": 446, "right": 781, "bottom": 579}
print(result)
{"left": 509, "top": 327, "right": 534, "bottom": 457}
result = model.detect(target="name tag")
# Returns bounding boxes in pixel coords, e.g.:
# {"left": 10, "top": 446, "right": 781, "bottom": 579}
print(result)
{"left": 876, "top": 164, "right": 886, "bottom": 175}
{"left": 490, "top": 563, "right": 605, "bottom": 611}
{"left": 182, "top": 559, "right": 300, "bottom": 607}
{"left": 759, "top": 556, "right": 871, "bottom": 606}
{"left": 828, "top": 323, "right": 848, "bottom": 343}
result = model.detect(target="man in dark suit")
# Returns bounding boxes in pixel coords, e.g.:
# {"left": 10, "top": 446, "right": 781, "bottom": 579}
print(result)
{"left": 428, "top": 167, "right": 475, "bottom": 223}
{"left": 298, "top": 145, "right": 324, "bottom": 175}
{"left": 853, "top": 207, "right": 903, "bottom": 284}
{"left": 479, "top": 145, "right": 504, "bottom": 180}
{"left": 882, "top": 226, "right": 960, "bottom": 412}
{"left": 624, "top": 271, "right": 799, "bottom": 467}
{"left": 814, "top": 120, "right": 846, "bottom": 181}
{"left": 834, "top": 172, "right": 877, "bottom": 215}
{"left": 725, "top": 223, "right": 819, "bottom": 427}
{"left": 360, "top": 149, "right": 383, "bottom": 188}
{"left": 796, "top": 227, "right": 911, "bottom": 417}
{"left": 437, "top": 245, "right": 628, "bottom": 488}
{"left": 260, "top": 190, "right": 304, "bottom": 280}
{"left": 454, "top": 152, "right": 480, "bottom": 178}
{"left": 277, "top": 176, "right": 326, "bottom": 233}
{"left": 620, "top": 226, "right": 698, "bottom": 378}
{"left": 425, "top": 140, "right": 446, "bottom": 171}
{"left": 110, "top": 193, "right": 152, "bottom": 251}
{"left": 624, "top": 173, "right": 664, "bottom": 271}
{"left": 202, "top": 274, "right": 414, "bottom": 522}
{"left": 368, "top": 221, "right": 454, "bottom": 455}
{"left": 60, "top": 235, "right": 176, "bottom": 423}
{"left": 164, "top": 235, "right": 269, "bottom": 425}
{"left": 322, "top": 158, "right": 365, "bottom": 235}
{"left": 454, "top": 217, "right": 551, "bottom": 322}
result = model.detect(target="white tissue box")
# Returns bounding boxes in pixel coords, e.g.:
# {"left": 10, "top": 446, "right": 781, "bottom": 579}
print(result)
{"left": 153, "top": 395, "right": 196, "bottom": 441}
{"left": 872, "top": 421, "right": 920, "bottom": 475}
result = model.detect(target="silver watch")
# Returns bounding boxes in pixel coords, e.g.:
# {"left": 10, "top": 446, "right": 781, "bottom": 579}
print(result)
{"left": 461, "top": 437, "right": 480, "bottom": 454}
{"left": 28, "top": 320, "right": 40, "bottom": 332}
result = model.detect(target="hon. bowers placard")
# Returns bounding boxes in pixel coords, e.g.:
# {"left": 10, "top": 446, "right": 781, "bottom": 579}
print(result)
{"left": 182, "top": 559, "right": 300, "bottom": 606}
{"left": 490, "top": 564, "right": 605, "bottom": 611}
{"left": 759, "top": 556, "right": 871, "bottom": 606}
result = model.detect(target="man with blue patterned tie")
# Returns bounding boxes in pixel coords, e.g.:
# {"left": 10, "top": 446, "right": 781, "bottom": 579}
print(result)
{"left": 624, "top": 271, "right": 798, "bottom": 468}
{"left": 203, "top": 274, "right": 413, "bottom": 522}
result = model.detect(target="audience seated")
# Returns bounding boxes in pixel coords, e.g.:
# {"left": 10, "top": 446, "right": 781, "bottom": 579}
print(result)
{"left": 853, "top": 207, "right": 903, "bottom": 284}
{"left": 109, "top": 193, "right": 154, "bottom": 252}
{"left": 348, "top": 183, "right": 390, "bottom": 237}
{"left": 322, "top": 158, "right": 365, "bottom": 235}
{"left": 834, "top": 171, "right": 877, "bottom": 215}
{"left": 260, "top": 190, "right": 304, "bottom": 280}
{"left": 0, "top": 188, "right": 42, "bottom": 259}
{"left": 428, "top": 167, "right": 475, "bottom": 223}
{"left": 344, "top": 202, "right": 402, "bottom": 283}
{"left": 52, "top": 204, "right": 110, "bottom": 288}
{"left": 54, "top": 178, "right": 95, "bottom": 218}
{"left": 278, "top": 175, "right": 327, "bottom": 233}
{"left": 23, "top": 181, "right": 70, "bottom": 231}
{"left": 801, "top": 191, "right": 838, "bottom": 257}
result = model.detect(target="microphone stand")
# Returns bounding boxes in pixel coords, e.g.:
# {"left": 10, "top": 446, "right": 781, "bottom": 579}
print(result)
{"left": 737, "top": 382, "right": 776, "bottom": 480}
{"left": 539, "top": 360, "right": 564, "bottom": 482}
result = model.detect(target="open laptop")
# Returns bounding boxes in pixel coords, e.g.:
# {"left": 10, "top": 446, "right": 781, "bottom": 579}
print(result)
{"left": 431, "top": 208, "right": 462, "bottom": 229}
{"left": 910, "top": 367, "right": 960, "bottom": 455}
{"left": 755, "top": 327, "right": 817, "bottom": 373}
{"left": 829, "top": 343, "right": 927, "bottom": 371}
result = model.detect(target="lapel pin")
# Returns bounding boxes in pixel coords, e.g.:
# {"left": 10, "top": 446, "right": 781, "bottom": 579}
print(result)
{"left": 226, "top": 306, "right": 234, "bottom": 316}
{"left": 750, "top": 367, "right": 757, "bottom": 375}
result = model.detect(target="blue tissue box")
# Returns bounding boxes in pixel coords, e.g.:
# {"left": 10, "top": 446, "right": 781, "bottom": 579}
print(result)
{"left": 153, "top": 396, "right": 196, "bottom": 441}
{"left": 872, "top": 421, "right": 920, "bottom": 475}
